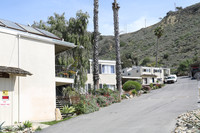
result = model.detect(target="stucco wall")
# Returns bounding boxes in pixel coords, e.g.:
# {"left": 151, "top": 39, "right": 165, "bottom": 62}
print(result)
{"left": 0, "top": 29, "right": 56, "bottom": 125}
{"left": 19, "top": 37, "right": 56, "bottom": 122}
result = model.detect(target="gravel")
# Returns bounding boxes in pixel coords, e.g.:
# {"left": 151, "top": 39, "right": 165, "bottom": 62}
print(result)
{"left": 173, "top": 109, "right": 200, "bottom": 133}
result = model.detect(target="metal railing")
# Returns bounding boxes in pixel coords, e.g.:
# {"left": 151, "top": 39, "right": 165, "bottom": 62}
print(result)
{"left": 55, "top": 65, "right": 75, "bottom": 78}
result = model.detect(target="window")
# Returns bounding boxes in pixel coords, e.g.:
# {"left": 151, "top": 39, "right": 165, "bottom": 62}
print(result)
{"left": 106, "top": 85, "right": 115, "bottom": 90}
{"left": 88, "top": 84, "right": 91, "bottom": 90}
{"left": 99, "top": 64, "right": 102, "bottom": 74}
{"left": 136, "top": 70, "right": 139, "bottom": 73}
{"left": 87, "top": 66, "right": 90, "bottom": 74}
{"left": 128, "top": 73, "right": 131, "bottom": 76}
{"left": 143, "top": 69, "right": 150, "bottom": 72}
{"left": 152, "top": 78, "right": 155, "bottom": 83}
{"left": 99, "top": 84, "right": 103, "bottom": 89}
{"left": 154, "top": 69, "right": 161, "bottom": 73}
{"left": 102, "top": 65, "right": 115, "bottom": 74}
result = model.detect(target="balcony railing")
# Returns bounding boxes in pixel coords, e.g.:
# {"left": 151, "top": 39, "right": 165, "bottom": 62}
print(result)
{"left": 55, "top": 65, "right": 75, "bottom": 78}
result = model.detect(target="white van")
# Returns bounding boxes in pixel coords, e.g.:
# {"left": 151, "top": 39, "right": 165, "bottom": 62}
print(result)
{"left": 164, "top": 75, "right": 177, "bottom": 83}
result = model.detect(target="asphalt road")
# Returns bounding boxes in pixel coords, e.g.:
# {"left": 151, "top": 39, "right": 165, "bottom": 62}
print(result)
{"left": 39, "top": 77, "right": 199, "bottom": 133}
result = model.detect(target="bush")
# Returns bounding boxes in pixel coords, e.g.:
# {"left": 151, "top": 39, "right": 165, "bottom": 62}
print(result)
{"left": 150, "top": 83, "right": 154, "bottom": 88}
{"left": 23, "top": 121, "right": 32, "bottom": 128}
{"left": 121, "top": 94, "right": 127, "bottom": 99}
{"left": 35, "top": 126, "right": 42, "bottom": 131}
{"left": 110, "top": 92, "right": 120, "bottom": 103}
{"left": 131, "top": 89, "right": 137, "bottom": 95}
{"left": 122, "top": 80, "right": 142, "bottom": 92}
{"left": 96, "top": 85, "right": 115, "bottom": 96}
{"left": 96, "top": 95, "right": 110, "bottom": 107}
{"left": 74, "top": 95, "right": 99, "bottom": 115}
{"left": 142, "top": 85, "right": 151, "bottom": 91}
{"left": 156, "top": 84, "right": 162, "bottom": 88}
{"left": 61, "top": 105, "right": 75, "bottom": 114}
{"left": 122, "top": 81, "right": 136, "bottom": 91}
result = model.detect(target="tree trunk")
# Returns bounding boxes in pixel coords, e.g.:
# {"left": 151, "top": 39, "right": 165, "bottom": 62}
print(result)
{"left": 113, "top": 0, "right": 122, "bottom": 99}
{"left": 93, "top": 0, "right": 99, "bottom": 93}
{"left": 156, "top": 37, "right": 158, "bottom": 67}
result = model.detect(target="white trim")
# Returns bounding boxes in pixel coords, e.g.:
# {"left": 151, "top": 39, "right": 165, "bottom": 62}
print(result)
{"left": 89, "top": 59, "right": 116, "bottom": 64}
{"left": 122, "top": 76, "right": 142, "bottom": 79}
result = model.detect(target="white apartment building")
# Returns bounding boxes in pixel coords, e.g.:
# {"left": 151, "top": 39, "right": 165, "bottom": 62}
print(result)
{"left": 122, "top": 66, "right": 170, "bottom": 85}
{"left": 0, "top": 19, "right": 75, "bottom": 125}
{"left": 85, "top": 60, "right": 116, "bottom": 92}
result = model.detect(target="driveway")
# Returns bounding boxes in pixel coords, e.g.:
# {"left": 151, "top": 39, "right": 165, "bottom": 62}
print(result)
{"left": 39, "top": 77, "right": 199, "bottom": 133}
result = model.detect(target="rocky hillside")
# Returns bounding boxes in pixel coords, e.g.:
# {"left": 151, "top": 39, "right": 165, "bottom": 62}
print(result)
{"left": 98, "top": 3, "right": 200, "bottom": 69}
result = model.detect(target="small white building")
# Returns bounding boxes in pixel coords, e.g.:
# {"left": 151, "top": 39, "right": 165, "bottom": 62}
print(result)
{"left": 85, "top": 60, "right": 116, "bottom": 91}
{"left": 0, "top": 19, "right": 75, "bottom": 125}
{"left": 122, "top": 66, "right": 170, "bottom": 85}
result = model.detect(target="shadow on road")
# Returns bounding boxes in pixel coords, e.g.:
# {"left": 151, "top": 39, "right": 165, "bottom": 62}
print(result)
{"left": 179, "top": 76, "right": 190, "bottom": 79}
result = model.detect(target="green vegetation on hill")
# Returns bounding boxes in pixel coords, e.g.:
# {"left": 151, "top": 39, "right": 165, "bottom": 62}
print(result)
{"left": 98, "top": 3, "right": 200, "bottom": 71}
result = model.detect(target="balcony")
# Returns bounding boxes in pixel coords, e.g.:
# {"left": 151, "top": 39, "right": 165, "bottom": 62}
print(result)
{"left": 55, "top": 65, "right": 75, "bottom": 86}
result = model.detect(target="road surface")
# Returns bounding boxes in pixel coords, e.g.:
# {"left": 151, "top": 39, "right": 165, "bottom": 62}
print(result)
{"left": 39, "top": 77, "right": 199, "bottom": 133}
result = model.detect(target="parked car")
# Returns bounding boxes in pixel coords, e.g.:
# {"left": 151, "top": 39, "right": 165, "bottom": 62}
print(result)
{"left": 164, "top": 75, "right": 177, "bottom": 83}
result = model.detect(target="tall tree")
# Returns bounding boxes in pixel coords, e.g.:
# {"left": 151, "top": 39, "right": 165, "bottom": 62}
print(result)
{"left": 66, "top": 11, "right": 91, "bottom": 92}
{"left": 154, "top": 26, "right": 164, "bottom": 67}
{"left": 33, "top": 11, "right": 91, "bottom": 92}
{"left": 113, "top": 0, "right": 122, "bottom": 97}
{"left": 93, "top": 0, "right": 100, "bottom": 93}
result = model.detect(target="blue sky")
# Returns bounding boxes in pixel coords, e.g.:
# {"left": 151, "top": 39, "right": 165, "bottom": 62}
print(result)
{"left": 0, "top": 0, "right": 199, "bottom": 35}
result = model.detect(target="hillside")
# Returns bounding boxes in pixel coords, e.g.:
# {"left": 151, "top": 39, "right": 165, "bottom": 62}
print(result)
{"left": 98, "top": 3, "right": 200, "bottom": 69}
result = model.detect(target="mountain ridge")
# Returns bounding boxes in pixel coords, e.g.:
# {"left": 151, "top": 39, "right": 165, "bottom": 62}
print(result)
{"left": 98, "top": 2, "right": 200, "bottom": 70}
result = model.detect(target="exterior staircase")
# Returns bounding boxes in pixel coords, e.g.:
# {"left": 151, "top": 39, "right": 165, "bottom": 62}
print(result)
{"left": 56, "top": 99, "right": 66, "bottom": 118}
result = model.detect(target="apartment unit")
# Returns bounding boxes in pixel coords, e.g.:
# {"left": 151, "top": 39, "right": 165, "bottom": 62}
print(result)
{"left": 0, "top": 19, "right": 75, "bottom": 125}
{"left": 122, "top": 66, "right": 170, "bottom": 85}
{"left": 86, "top": 60, "right": 116, "bottom": 92}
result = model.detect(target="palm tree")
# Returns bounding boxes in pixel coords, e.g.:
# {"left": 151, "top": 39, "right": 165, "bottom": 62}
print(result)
{"left": 93, "top": 0, "right": 99, "bottom": 93}
{"left": 154, "top": 26, "right": 164, "bottom": 67}
{"left": 113, "top": 0, "right": 122, "bottom": 98}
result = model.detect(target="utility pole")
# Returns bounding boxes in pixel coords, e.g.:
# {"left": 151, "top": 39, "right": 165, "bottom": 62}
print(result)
{"left": 113, "top": 0, "right": 122, "bottom": 98}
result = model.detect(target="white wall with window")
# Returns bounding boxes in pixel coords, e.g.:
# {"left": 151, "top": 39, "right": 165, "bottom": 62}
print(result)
{"left": 86, "top": 60, "right": 116, "bottom": 92}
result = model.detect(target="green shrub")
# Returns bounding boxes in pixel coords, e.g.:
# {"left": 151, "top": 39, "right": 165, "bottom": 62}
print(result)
{"left": 74, "top": 95, "right": 99, "bottom": 115}
{"left": 156, "top": 84, "right": 162, "bottom": 88}
{"left": 4, "top": 126, "right": 15, "bottom": 132}
{"left": 17, "top": 125, "right": 24, "bottom": 131}
{"left": 35, "top": 126, "right": 42, "bottom": 131}
{"left": 96, "top": 85, "right": 115, "bottom": 96}
{"left": 110, "top": 92, "right": 120, "bottom": 103}
{"left": 96, "top": 95, "right": 109, "bottom": 107}
{"left": 150, "top": 83, "right": 154, "bottom": 88}
{"left": 23, "top": 121, "right": 32, "bottom": 128}
{"left": 61, "top": 105, "right": 75, "bottom": 114}
{"left": 131, "top": 89, "right": 137, "bottom": 95}
{"left": 122, "top": 80, "right": 136, "bottom": 91}
{"left": 122, "top": 80, "right": 142, "bottom": 92}
{"left": 121, "top": 94, "right": 127, "bottom": 99}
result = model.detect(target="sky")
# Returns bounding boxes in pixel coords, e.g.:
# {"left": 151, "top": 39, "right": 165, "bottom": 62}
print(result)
{"left": 0, "top": 0, "right": 199, "bottom": 35}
